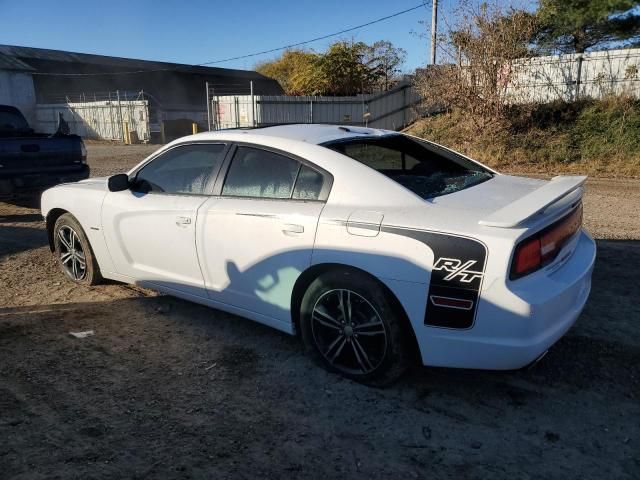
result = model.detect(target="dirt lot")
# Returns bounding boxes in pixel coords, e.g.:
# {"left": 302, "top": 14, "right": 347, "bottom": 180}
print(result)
{"left": 1, "top": 144, "right": 639, "bottom": 479}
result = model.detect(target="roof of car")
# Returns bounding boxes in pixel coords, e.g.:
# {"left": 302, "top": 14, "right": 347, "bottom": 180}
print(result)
{"left": 189, "top": 124, "right": 395, "bottom": 146}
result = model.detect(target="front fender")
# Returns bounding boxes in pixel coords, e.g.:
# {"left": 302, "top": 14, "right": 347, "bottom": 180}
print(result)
{"left": 41, "top": 183, "right": 114, "bottom": 273}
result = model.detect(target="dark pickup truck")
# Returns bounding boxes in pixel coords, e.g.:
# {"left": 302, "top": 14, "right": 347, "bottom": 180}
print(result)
{"left": 0, "top": 105, "right": 89, "bottom": 196}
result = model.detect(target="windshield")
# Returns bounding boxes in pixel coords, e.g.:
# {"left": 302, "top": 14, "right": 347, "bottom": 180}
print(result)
{"left": 0, "top": 109, "right": 30, "bottom": 133}
{"left": 324, "top": 134, "right": 493, "bottom": 199}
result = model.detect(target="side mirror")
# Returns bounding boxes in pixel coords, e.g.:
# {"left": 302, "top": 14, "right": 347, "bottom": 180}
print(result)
{"left": 108, "top": 173, "right": 130, "bottom": 192}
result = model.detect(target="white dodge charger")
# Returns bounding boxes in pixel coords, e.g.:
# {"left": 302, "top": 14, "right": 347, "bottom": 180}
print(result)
{"left": 41, "top": 125, "right": 596, "bottom": 385}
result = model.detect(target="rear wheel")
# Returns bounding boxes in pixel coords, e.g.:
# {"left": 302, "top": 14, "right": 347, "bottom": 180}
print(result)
{"left": 53, "top": 213, "right": 102, "bottom": 285}
{"left": 300, "top": 270, "right": 410, "bottom": 386}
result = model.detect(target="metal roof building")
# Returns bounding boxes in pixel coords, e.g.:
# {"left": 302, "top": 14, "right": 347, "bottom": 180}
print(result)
{"left": 0, "top": 51, "right": 36, "bottom": 72}
{"left": 0, "top": 44, "right": 284, "bottom": 141}
{"left": 0, "top": 50, "right": 38, "bottom": 121}
{"left": 0, "top": 44, "right": 283, "bottom": 105}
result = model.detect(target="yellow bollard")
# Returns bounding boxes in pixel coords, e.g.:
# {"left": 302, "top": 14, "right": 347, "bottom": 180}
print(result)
{"left": 123, "top": 120, "right": 131, "bottom": 145}
{"left": 192, "top": 122, "right": 198, "bottom": 135}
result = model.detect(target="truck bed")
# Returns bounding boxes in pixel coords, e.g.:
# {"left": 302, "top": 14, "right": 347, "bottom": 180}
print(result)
{"left": 0, "top": 105, "right": 90, "bottom": 195}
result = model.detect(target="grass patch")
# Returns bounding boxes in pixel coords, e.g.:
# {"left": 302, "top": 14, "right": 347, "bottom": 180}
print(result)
{"left": 406, "top": 97, "right": 640, "bottom": 177}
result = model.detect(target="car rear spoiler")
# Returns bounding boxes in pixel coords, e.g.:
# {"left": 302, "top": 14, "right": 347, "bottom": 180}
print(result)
{"left": 479, "top": 175, "right": 587, "bottom": 228}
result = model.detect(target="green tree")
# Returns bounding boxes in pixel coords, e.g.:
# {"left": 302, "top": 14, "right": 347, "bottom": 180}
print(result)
{"left": 535, "top": 0, "right": 640, "bottom": 53}
{"left": 256, "top": 50, "right": 325, "bottom": 95}
{"left": 364, "top": 41, "right": 407, "bottom": 91}
{"left": 256, "top": 40, "right": 405, "bottom": 96}
{"left": 319, "top": 41, "right": 372, "bottom": 95}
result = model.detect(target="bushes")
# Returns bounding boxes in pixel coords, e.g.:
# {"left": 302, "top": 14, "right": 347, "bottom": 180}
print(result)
{"left": 574, "top": 97, "right": 640, "bottom": 169}
{"left": 407, "top": 97, "right": 640, "bottom": 177}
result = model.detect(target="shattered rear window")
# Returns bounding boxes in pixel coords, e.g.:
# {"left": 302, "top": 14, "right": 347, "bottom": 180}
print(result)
{"left": 324, "top": 135, "right": 493, "bottom": 199}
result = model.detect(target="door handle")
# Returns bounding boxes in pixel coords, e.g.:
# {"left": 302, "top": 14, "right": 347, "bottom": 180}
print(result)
{"left": 282, "top": 223, "right": 304, "bottom": 235}
{"left": 176, "top": 216, "right": 192, "bottom": 226}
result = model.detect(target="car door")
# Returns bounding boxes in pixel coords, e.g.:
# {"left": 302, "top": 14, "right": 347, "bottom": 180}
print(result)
{"left": 101, "top": 142, "right": 227, "bottom": 298}
{"left": 197, "top": 144, "right": 330, "bottom": 326}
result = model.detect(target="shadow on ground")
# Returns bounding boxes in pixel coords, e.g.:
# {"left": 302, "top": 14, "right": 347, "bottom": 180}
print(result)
{"left": 0, "top": 225, "right": 48, "bottom": 258}
{"left": 0, "top": 239, "right": 638, "bottom": 479}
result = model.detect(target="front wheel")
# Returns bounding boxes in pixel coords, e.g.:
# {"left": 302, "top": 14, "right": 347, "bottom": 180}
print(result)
{"left": 300, "top": 270, "right": 410, "bottom": 386}
{"left": 53, "top": 213, "right": 102, "bottom": 285}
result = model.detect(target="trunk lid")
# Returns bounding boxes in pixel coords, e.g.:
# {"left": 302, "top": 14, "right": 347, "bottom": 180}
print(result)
{"left": 432, "top": 174, "right": 545, "bottom": 216}
{"left": 431, "top": 174, "right": 584, "bottom": 231}
{"left": 478, "top": 175, "right": 585, "bottom": 228}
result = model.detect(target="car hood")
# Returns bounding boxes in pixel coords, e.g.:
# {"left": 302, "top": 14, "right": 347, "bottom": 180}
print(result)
{"left": 53, "top": 176, "right": 110, "bottom": 191}
{"left": 76, "top": 176, "right": 109, "bottom": 185}
{"left": 42, "top": 176, "right": 110, "bottom": 197}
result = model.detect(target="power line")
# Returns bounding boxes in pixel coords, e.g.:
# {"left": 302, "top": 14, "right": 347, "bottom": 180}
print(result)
{"left": 31, "top": 2, "right": 428, "bottom": 77}
{"left": 198, "top": 2, "right": 428, "bottom": 66}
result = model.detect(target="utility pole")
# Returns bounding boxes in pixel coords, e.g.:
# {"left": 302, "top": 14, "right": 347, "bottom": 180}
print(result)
{"left": 205, "top": 81, "right": 211, "bottom": 131}
{"left": 430, "top": 0, "right": 438, "bottom": 65}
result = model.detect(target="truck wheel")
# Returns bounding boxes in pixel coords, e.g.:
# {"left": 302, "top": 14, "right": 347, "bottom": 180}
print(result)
{"left": 53, "top": 213, "right": 102, "bottom": 285}
{"left": 300, "top": 269, "right": 410, "bottom": 387}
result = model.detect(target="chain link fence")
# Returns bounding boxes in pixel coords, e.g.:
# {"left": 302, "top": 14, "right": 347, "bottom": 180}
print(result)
{"left": 35, "top": 90, "right": 150, "bottom": 142}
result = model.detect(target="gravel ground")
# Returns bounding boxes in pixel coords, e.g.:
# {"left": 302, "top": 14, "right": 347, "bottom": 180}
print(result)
{"left": 0, "top": 144, "right": 638, "bottom": 479}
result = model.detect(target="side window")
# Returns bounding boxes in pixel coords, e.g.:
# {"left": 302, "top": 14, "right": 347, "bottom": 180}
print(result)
{"left": 292, "top": 165, "right": 323, "bottom": 200}
{"left": 134, "top": 143, "right": 225, "bottom": 194}
{"left": 222, "top": 147, "right": 300, "bottom": 199}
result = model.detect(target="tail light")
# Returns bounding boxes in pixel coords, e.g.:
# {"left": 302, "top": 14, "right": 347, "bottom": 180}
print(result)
{"left": 80, "top": 141, "right": 87, "bottom": 164}
{"left": 511, "top": 204, "right": 583, "bottom": 279}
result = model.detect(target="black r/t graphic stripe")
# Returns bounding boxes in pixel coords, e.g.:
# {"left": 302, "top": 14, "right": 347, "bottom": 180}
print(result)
{"left": 379, "top": 226, "right": 487, "bottom": 329}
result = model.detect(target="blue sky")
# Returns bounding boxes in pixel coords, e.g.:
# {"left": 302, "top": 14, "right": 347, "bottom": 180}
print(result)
{"left": 0, "top": 0, "right": 447, "bottom": 72}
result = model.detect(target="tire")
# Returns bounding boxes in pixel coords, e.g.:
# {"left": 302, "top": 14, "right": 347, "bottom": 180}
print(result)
{"left": 53, "top": 213, "right": 103, "bottom": 286}
{"left": 300, "top": 269, "right": 410, "bottom": 386}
